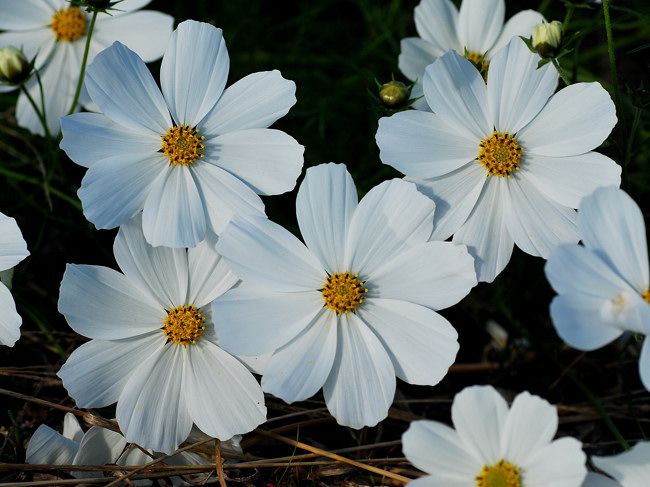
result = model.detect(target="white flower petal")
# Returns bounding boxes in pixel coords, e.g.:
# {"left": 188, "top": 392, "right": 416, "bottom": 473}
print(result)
{"left": 402, "top": 420, "right": 479, "bottom": 479}
{"left": 213, "top": 287, "right": 323, "bottom": 356}
{"left": 639, "top": 339, "right": 650, "bottom": 392}
{"left": 457, "top": 0, "right": 505, "bottom": 53}
{"left": 161, "top": 20, "right": 229, "bottom": 126}
{"left": 592, "top": 441, "right": 650, "bottom": 487}
{"left": 187, "top": 238, "right": 238, "bottom": 307}
{"left": 405, "top": 477, "right": 463, "bottom": 487}
{"left": 58, "top": 333, "right": 166, "bottom": 409}
{"left": 582, "top": 472, "right": 620, "bottom": 487}
{"left": 73, "top": 426, "right": 128, "bottom": 468}
{"left": 0, "top": 0, "right": 52, "bottom": 30}
{"left": 93, "top": 10, "right": 173, "bottom": 63}
{"left": 345, "top": 179, "right": 435, "bottom": 276}
{"left": 85, "top": 41, "right": 171, "bottom": 135}
{"left": 201, "top": 70, "right": 297, "bottom": 135}
{"left": 453, "top": 177, "right": 513, "bottom": 283}
{"left": 376, "top": 110, "right": 478, "bottom": 179}
{"left": 411, "top": 162, "right": 486, "bottom": 241}
{"left": 78, "top": 153, "right": 165, "bottom": 230}
{"left": 60, "top": 113, "right": 161, "bottom": 168}
{"left": 367, "top": 241, "right": 476, "bottom": 310}
{"left": 501, "top": 392, "right": 558, "bottom": 465}
{"left": 216, "top": 216, "right": 325, "bottom": 292}
{"left": 424, "top": 50, "right": 491, "bottom": 141}
{"left": 114, "top": 217, "right": 190, "bottom": 309}
{"left": 398, "top": 37, "right": 443, "bottom": 82}
{"left": 518, "top": 83, "right": 617, "bottom": 157}
{"left": 578, "top": 187, "right": 648, "bottom": 292}
{"left": 191, "top": 160, "right": 266, "bottom": 234}
{"left": 117, "top": 344, "right": 193, "bottom": 455}
{"left": 0, "top": 213, "right": 29, "bottom": 271}
{"left": 322, "top": 313, "right": 396, "bottom": 429}
{"left": 414, "top": 0, "right": 460, "bottom": 52}
{"left": 409, "top": 80, "right": 431, "bottom": 111}
{"left": 296, "top": 163, "right": 358, "bottom": 274}
{"left": 207, "top": 128, "right": 303, "bottom": 195}
{"left": 549, "top": 294, "right": 623, "bottom": 351}
{"left": 523, "top": 152, "right": 621, "bottom": 209}
{"left": 359, "top": 299, "right": 458, "bottom": 385}
{"left": 26, "top": 425, "right": 79, "bottom": 465}
{"left": 142, "top": 165, "right": 207, "bottom": 248}
{"left": 451, "top": 385, "right": 508, "bottom": 465}
{"left": 545, "top": 244, "right": 633, "bottom": 299}
{"left": 184, "top": 340, "right": 266, "bottom": 440}
{"left": 487, "top": 37, "right": 558, "bottom": 133}
{"left": 262, "top": 309, "right": 337, "bottom": 403}
{"left": 63, "top": 414, "right": 83, "bottom": 442}
{"left": 0, "top": 29, "right": 55, "bottom": 66}
{"left": 503, "top": 175, "right": 579, "bottom": 258}
{"left": 489, "top": 10, "right": 546, "bottom": 55}
{"left": 58, "top": 264, "right": 166, "bottom": 340}
{"left": 16, "top": 42, "right": 76, "bottom": 136}
{"left": 0, "top": 282, "right": 21, "bottom": 347}
{"left": 523, "top": 437, "right": 587, "bottom": 487}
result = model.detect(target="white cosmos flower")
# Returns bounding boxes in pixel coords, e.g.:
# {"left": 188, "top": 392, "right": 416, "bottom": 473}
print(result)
{"left": 583, "top": 442, "right": 650, "bottom": 487}
{"left": 60, "top": 19, "right": 304, "bottom": 248}
{"left": 545, "top": 187, "right": 650, "bottom": 389}
{"left": 57, "top": 217, "right": 266, "bottom": 455}
{"left": 376, "top": 37, "right": 621, "bottom": 283}
{"left": 212, "top": 163, "right": 476, "bottom": 428}
{"left": 0, "top": 212, "right": 29, "bottom": 347}
{"left": 400, "top": 0, "right": 544, "bottom": 110}
{"left": 402, "top": 385, "right": 587, "bottom": 487}
{"left": 26, "top": 413, "right": 230, "bottom": 484}
{"left": 0, "top": 0, "right": 173, "bottom": 136}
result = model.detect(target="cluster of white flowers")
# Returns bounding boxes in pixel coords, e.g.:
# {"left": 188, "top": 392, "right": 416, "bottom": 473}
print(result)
{"left": 0, "top": 0, "right": 647, "bottom": 484}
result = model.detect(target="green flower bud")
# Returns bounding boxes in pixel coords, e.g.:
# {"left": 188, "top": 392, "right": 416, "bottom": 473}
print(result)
{"left": 532, "top": 20, "right": 563, "bottom": 57}
{"left": 0, "top": 46, "right": 30, "bottom": 85}
{"left": 379, "top": 80, "right": 409, "bottom": 108}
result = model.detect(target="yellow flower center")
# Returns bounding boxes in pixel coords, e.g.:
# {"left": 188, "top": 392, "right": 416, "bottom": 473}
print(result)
{"left": 476, "top": 460, "right": 522, "bottom": 487}
{"left": 478, "top": 131, "right": 523, "bottom": 177}
{"left": 161, "top": 125, "right": 205, "bottom": 166}
{"left": 643, "top": 289, "right": 650, "bottom": 304}
{"left": 51, "top": 7, "right": 87, "bottom": 42}
{"left": 162, "top": 305, "right": 205, "bottom": 346}
{"left": 321, "top": 272, "right": 367, "bottom": 314}
{"left": 465, "top": 50, "right": 489, "bottom": 80}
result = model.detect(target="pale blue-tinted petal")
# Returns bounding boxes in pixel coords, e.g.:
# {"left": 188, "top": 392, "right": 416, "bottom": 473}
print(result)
{"left": 0, "top": 282, "right": 21, "bottom": 346}
{"left": 26, "top": 425, "right": 79, "bottom": 465}
{"left": 457, "top": 0, "right": 504, "bottom": 54}
{"left": 0, "top": 213, "right": 29, "bottom": 271}
{"left": 414, "top": 0, "right": 460, "bottom": 51}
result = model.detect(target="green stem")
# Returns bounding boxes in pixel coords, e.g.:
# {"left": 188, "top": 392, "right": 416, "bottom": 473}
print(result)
{"left": 67, "top": 9, "right": 98, "bottom": 115}
{"left": 552, "top": 58, "right": 572, "bottom": 86}
{"left": 563, "top": 5, "right": 575, "bottom": 32}
{"left": 602, "top": 0, "right": 626, "bottom": 135}
{"left": 0, "top": 167, "right": 81, "bottom": 210}
{"left": 19, "top": 84, "right": 52, "bottom": 140}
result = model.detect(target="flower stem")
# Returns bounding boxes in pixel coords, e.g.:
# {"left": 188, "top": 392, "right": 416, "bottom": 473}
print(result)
{"left": 20, "top": 84, "right": 52, "bottom": 140}
{"left": 562, "top": 4, "right": 575, "bottom": 32}
{"left": 67, "top": 9, "right": 98, "bottom": 115}
{"left": 552, "top": 58, "right": 572, "bottom": 86}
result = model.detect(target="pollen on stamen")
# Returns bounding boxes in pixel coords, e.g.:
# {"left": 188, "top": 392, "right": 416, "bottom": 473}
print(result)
{"left": 321, "top": 272, "right": 367, "bottom": 314}
{"left": 161, "top": 125, "right": 205, "bottom": 167}
{"left": 475, "top": 460, "right": 522, "bottom": 487}
{"left": 478, "top": 131, "right": 523, "bottom": 177}
{"left": 162, "top": 305, "right": 205, "bottom": 346}
{"left": 51, "top": 7, "right": 87, "bottom": 42}
{"left": 465, "top": 50, "right": 489, "bottom": 80}
{"left": 643, "top": 289, "right": 650, "bottom": 304}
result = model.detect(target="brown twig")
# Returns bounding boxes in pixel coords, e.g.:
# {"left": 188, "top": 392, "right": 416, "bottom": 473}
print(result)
{"left": 215, "top": 439, "right": 227, "bottom": 487}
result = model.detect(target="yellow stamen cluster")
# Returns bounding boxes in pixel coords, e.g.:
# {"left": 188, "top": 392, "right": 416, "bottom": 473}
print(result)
{"left": 51, "top": 7, "right": 87, "bottom": 42}
{"left": 161, "top": 125, "right": 205, "bottom": 166}
{"left": 478, "top": 131, "right": 523, "bottom": 177}
{"left": 643, "top": 289, "right": 650, "bottom": 304}
{"left": 476, "top": 460, "right": 522, "bottom": 487}
{"left": 321, "top": 272, "right": 367, "bottom": 314}
{"left": 465, "top": 50, "right": 489, "bottom": 79}
{"left": 162, "top": 305, "right": 205, "bottom": 346}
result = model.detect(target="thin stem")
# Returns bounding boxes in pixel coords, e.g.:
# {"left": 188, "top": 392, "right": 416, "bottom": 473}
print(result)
{"left": 602, "top": 0, "right": 627, "bottom": 135}
{"left": 35, "top": 71, "right": 49, "bottom": 136}
{"left": 552, "top": 58, "right": 572, "bottom": 86}
{"left": 0, "top": 166, "right": 81, "bottom": 210}
{"left": 563, "top": 4, "right": 575, "bottom": 32}
{"left": 67, "top": 10, "right": 98, "bottom": 115}
{"left": 20, "top": 84, "right": 52, "bottom": 140}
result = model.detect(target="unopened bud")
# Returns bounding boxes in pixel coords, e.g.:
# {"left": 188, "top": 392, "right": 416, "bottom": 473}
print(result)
{"left": 0, "top": 46, "right": 30, "bottom": 85}
{"left": 83, "top": 0, "right": 112, "bottom": 8}
{"left": 532, "top": 20, "right": 563, "bottom": 57}
{"left": 379, "top": 80, "right": 409, "bottom": 108}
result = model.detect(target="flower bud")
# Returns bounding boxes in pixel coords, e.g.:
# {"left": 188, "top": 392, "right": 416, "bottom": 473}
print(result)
{"left": 532, "top": 20, "right": 563, "bottom": 57}
{"left": 0, "top": 46, "right": 30, "bottom": 85}
{"left": 82, "top": 0, "right": 113, "bottom": 9}
{"left": 379, "top": 80, "right": 409, "bottom": 108}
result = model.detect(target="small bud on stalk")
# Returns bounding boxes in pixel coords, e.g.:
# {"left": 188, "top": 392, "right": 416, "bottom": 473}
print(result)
{"left": 532, "top": 20, "right": 563, "bottom": 57}
{"left": 379, "top": 80, "right": 409, "bottom": 108}
{"left": 82, "top": 0, "right": 112, "bottom": 9}
{"left": 0, "top": 46, "right": 31, "bottom": 85}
